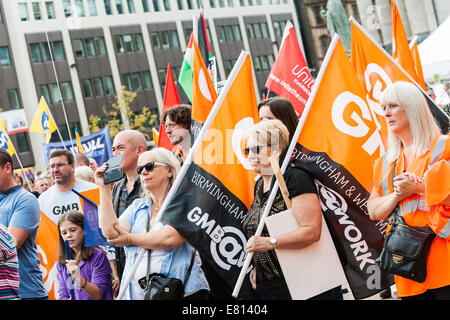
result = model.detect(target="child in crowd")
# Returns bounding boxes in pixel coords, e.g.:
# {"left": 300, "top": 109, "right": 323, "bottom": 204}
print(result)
{"left": 56, "top": 211, "right": 113, "bottom": 300}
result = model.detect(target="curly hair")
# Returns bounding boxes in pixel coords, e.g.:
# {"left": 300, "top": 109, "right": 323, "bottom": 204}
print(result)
{"left": 161, "top": 104, "right": 192, "bottom": 131}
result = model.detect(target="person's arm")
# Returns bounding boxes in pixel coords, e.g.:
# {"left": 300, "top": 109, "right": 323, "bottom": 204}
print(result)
{"left": 95, "top": 164, "right": 127, "bottom": 239}
{"left": 108, "top": 223, "right": 186, "bottom": 250}
{"left": 66, "top": 260, "right": 102, "bottom": 300}
{"left": 8, "top": 194, "right": 40, "bottom": 249}
{"left": 367, "top": 188, "right": 401, "bottom": 221}
{"left": 246, "top": 193, "right": 322, "bottom": 252}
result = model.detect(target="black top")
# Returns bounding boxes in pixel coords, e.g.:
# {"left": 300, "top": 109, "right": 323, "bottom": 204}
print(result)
{"left": 242, "top": 162, "right": 317, "bottom": 285}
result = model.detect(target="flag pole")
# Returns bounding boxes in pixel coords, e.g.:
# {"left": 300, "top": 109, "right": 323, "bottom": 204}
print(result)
{"left": 231, "top": 35, "right": 340, "bottom": 298}
{"left": 116, "top": 51, "right": 250, "bottom": 300}
{"left": 37, "top": 0, "right": 76, "bottom": 153}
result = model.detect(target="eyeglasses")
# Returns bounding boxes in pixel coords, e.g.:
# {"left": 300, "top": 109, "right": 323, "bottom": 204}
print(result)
{"left": 242, "top": 145, "right": 271, "bottom": 156}
{"left": 136, "top": 161, "right": 168, "bottom": 174}
{"left": 49, "top": 163, "right": 69, "bottom": 170}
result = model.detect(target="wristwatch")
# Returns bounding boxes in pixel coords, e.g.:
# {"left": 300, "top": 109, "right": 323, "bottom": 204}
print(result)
{"left": 269, "top": 237, "right": 277, "bottom": 248}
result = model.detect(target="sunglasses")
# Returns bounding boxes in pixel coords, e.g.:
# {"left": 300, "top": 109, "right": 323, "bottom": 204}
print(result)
{"left": 136, "top": 161, "right": 168, "bottom": 174}
{"left": 242, "top": 145, "right": 270, "bottom": 157}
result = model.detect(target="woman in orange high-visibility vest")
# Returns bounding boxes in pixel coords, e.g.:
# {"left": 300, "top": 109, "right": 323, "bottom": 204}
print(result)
{"left": 368, "top": 81, "right": 450, "bottom": 300}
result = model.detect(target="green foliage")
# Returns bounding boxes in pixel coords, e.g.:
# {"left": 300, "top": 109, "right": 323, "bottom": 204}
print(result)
{"left": 88, "top": 86, "right": 158, "bottom": 140}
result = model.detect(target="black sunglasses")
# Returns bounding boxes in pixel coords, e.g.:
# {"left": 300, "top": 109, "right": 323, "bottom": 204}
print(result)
{"left": 242, "top": 145, "right": 270, "bottom": 157}
{"left": 136, "top": 161, "right": 168, "bottom": 174}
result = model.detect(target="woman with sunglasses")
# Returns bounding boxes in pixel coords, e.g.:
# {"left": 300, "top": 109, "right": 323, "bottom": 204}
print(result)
{"left": 242, "top": 120, "right": 342, "bottom": 300}
{"left": 95, "top": 147, "right": 210, "bottom": 300}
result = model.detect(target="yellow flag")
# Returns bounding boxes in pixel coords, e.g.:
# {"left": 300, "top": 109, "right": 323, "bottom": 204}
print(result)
{"left": 30, "top": 97, "right": 57, "bottom": 143}
{"left": 0, "top": 118, "right": 16, "bottom": 156}
{"left": 152, "top": 128, "right": 159, "bottom": 145}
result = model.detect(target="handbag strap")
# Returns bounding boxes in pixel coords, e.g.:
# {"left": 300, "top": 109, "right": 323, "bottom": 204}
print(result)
{"left": 143, "top": 203, "right": 197, "bottom": 288}
{"left": 183, "top": 249, "right": 197, "bottom": 286}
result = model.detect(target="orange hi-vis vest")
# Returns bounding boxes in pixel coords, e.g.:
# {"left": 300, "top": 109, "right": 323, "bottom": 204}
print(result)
{"left": 373, "top": 134, "right": 450, "bottom": 297}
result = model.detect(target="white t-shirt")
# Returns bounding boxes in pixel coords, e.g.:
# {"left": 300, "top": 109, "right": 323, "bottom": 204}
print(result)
{"left": 38, "top": 179, "right": 99, "bottom": 225}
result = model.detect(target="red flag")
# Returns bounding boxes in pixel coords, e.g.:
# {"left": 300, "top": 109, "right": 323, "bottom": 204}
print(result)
{"left": 265, "top": 20, "right": 313, "bottom": 117}
{"left": 158, "top": 63, "right": 181, "bottom": 150}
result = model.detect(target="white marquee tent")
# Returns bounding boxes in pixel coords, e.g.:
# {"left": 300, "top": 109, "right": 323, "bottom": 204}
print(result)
{"left": 418, "top": 16, "right": 450, "bottom": 82}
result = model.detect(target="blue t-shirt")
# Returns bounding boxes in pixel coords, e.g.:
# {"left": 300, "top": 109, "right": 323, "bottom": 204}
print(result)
{"left": 0, "top": 185, "right": 47, "bottom": 298}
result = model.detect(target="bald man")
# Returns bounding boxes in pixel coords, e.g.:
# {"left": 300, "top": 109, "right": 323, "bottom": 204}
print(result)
{"left": 109, "top": 130, "right": 147, "bottom": 289}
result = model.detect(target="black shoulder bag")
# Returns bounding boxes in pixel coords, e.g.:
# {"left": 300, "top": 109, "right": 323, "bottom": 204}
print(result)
{"left": 138, "top": 209, "right": 196, "bottom": 300}
{"left": 375, "top": 162, "right": 435, "bottom": 283}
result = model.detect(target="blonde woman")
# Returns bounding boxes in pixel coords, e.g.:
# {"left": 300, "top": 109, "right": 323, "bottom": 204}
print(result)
{"left": 95, "top": 147, "right": 210, "bottom": 300}
{"left": 368, "top": 81, "right": 450, "bottom": 300}
{"left": 242, "top": 120, "right": 342, "bottom": 300}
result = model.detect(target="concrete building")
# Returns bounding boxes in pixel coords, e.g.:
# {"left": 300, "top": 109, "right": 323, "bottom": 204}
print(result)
{"left": 0, "top": 0, "right": 302, "bottom": 171}
{"left": 356, "top": 0, "right": 450, "bottom": 47}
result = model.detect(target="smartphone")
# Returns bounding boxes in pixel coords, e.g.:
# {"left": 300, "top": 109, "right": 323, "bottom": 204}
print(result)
{"left": 103, "top": 154, "right": 123, "bottom": 185}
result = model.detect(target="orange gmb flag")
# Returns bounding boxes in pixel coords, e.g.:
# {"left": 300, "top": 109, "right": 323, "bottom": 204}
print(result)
{"left": 391, "top": 0, "right": 419, "bottom": 82}
{"left": 299, "top": 36, "right": 383, "bottom": 190}
{"left": 36, "top": 182, "right": 100, "bottom": 299}
{"left": 294, "top": 35, "right": 394, "bottom": 299}
{"left": 157, "top": 63, "right": 180, "bottom": 151}
{"left": 160, "top": 51, "right": 259, "bottom": 298}
{"left": 191, "top": 38, "right": 218, "bottom": 143}
{"left": 350, "top": 17, "right": 449, "bottom": 136}
{"left": 409, "top": 37, "right": 427, "bottom": 90}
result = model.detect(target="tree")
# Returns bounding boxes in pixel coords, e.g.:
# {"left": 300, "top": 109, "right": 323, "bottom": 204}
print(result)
{"left": 89, "top": 86, "right": 158, "bottom": 140}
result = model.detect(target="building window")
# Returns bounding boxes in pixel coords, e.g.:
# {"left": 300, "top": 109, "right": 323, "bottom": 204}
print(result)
{"left": 87, "top": 0, "right": 98, "bottom": 16}
{"left": 150, "top": 32, "right": 161, "bottom": 48}
{"left": 320, "top": 35, "right": 330, "bottom": 56}
{"left": 49, "top": 84, "right": 62, "bottom": 103}
{"left": 123, "top": 34, "right": 135, "bottom": 52}
{"left": 176, "top": 0, "right": 183, "bottom": 10}
{"left": 0, "top": 47, "right": 12, "bottom": 66}
{"left": 134, "top": 34, "right": 145, "bottom": 51}
{"left": 95, "top": 37, "right": 107, "bottom": 55}
{"left": 39, "top": 85, "right": 51, "bottom": 104}
{"left": 312, "top": 5, "right": 325, "bottom": 26}
{"left": 60, "top": 82, "right": 74, "bottom": 101}
{"left": 209, "top": 0, "right": 216, "bottom": 8}
{"left": 132, "top": 73, "right": 143, "bottom": 91}
{"left": 82, "top": 79, "right": 94, "bottom": 98}
{"left": 142, "top": 71, "right": 152, "bottom": 88}
{"left": 163, "top": 0, "right": 170, "bottom": 10}
{"left": 63, "top": 0, "right": 72, "bottom": 17}
{"left": 170, "top": 31, "right": 179, "bottom": 47}
{"left": 160, "top": 31, "right": 170, "bottom": 49}
{"left": 75, "top": 0, "right": 85, "bottom": 17}
{"left": 53, "top": 41, "right": 65, "bottom": 60}
{"left": 128, "top": 0, "right": 136, "bottom": 12}
{"left": 7, "top": 89, "right": 20, "bottom": 109}
{"left": 32, "top": 2, "right": 42, "bottom": 20}
{"left": 73, "top": 39, "right": 85, "bottom": 58}
{"left": 142, "top": 0, "right": 150, "bottom": 12}
{"left": 115, "top": 0, "right": 124, "bottom": 13}
{"left": 30, "top": 43, "right": 42, "bottom": 63}
{"left": 46, "top": 2, "right": 56, "bottom": 19}
{"left": 122, "top": 73, "right": 133, "bottom": 91}
{"left": 92, "top": 77, "right": 104, "bottom": 96}
{"left": 153, "top": 0, "right": 160, "bottom": 12}
{"left": 18, "top": 3, "right": 29, "bottom": 21}
{"left": 246, "top": 22, "right": 270, "bottom": 39}
{"left": 103, "top": 76, "right": 115, "bottom": 95}
{"left": 85, "top": 38, "right": 96, "bottom": 56}
{"left": 114, "top": 36, "right": 125, "bottom": 53}
{"left": 104, "top": 0, "right": 113, "bottom": 14}
{"left": 15, "top": 133, "right": 30, "bottom": 153}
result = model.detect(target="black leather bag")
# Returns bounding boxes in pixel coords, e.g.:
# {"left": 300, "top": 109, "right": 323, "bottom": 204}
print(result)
{"left": 376, "top": 214, "right": 435, "bottom": 283}
{"left": 140, "top": 273, "right": 184, "bottom": 300}
{"left": 138, "top": 209, "right": 196, "bottom": 300}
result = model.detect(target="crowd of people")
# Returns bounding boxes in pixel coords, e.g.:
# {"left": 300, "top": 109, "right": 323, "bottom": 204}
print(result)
{"left": 0, "top": 81, "right": 448, "bottom": 301}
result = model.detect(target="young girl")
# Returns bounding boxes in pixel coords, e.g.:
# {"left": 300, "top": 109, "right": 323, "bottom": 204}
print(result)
{"left": 56, "top": 210, "right": 113, "bottom": 300}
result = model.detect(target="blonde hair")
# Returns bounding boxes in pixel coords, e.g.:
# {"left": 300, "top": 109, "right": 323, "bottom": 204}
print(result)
{"left": 138, "top": 147, "right": 181, "bottom": 197}
{"left": 245, "top": 119, "right": 290, "bottom": 151}
{"left": 380, "top": 81, "right": 441, "bottom": 163}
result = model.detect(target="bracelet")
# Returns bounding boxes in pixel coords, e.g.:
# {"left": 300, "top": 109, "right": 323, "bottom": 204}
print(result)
{"left": 81, "top": 278, "right": 87, "bottom": 289}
